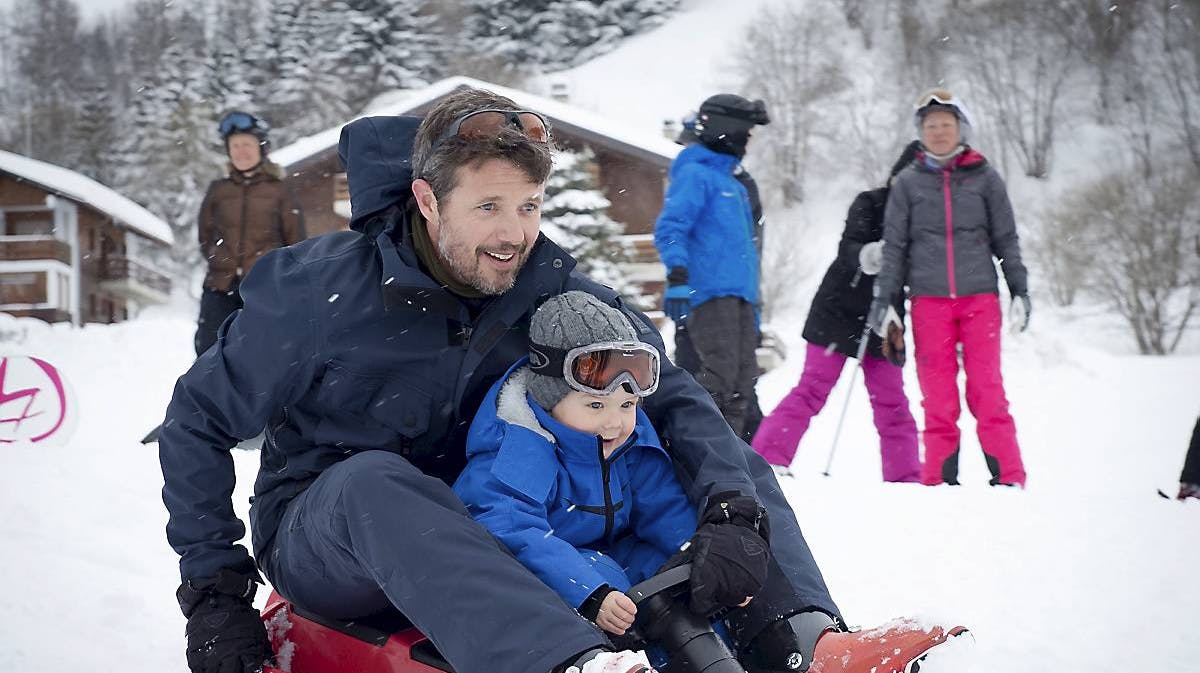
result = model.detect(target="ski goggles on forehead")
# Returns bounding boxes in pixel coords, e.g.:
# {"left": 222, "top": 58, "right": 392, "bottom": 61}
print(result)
{"left": 529, "top": 341, "right": 660, "bottom": 397}
{"left": 429, "top": 109, "right": 551, "bottom": 155}
{"left": 916, "top": 88, "right": 956, "bottom": 109}
{"left": 219, "top": 112, "right": 266, "bottom": 137}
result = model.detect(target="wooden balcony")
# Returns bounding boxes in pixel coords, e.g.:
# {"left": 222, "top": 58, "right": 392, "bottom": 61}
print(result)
{"left": 99, "top": 255, "right": 171, "bottom": 304}
{"left": 0, "top": 236, "right": 71, "bottom": 263}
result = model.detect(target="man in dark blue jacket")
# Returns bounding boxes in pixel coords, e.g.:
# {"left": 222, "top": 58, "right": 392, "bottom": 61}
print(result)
{"left": 656, "top": 95, "right": 770, "bottom": 439}
{"left": 158, "top": 89, "right": 915, "bottom": 673}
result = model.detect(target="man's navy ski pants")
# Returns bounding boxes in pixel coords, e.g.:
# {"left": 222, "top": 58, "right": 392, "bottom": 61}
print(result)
{"left": 260, "top": 449, "right": 840, "bottom": 673}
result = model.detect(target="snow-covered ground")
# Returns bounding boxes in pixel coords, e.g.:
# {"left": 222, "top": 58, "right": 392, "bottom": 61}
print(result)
{"left": 3, "top": 297, "right": 1197, "bottom": 673}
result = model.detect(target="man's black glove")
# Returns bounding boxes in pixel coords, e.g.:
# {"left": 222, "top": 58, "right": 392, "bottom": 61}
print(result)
{"left": 686, "top": 522, "right": 770, "bottom": 616}
{"left": 666, "top": 492, "right": 771, "bottom": 617}
{"left": 177, "top": 568, "right": 274, "bottom": 673}
{"left": 699, "top": 491, "right": 771, "bottom": 541}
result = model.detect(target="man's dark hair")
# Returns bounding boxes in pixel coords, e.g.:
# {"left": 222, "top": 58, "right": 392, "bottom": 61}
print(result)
{"left": 412, "top": 88, "right": 554, "bottom": 198}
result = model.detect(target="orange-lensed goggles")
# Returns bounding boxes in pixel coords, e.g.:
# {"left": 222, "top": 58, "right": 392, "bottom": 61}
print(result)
{"left": 529, "top": 341, "right": 660, "bottom": 397}
{"left": 429, "top": 109, "right": 551, "bottom": 155}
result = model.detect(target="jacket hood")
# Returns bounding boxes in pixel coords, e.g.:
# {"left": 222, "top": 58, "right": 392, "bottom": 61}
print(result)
{"left": 669, "top": 142, "right": 741, "bottom": 180}
{"left": 338, "top": 115, "right": 423, "bottom": 235}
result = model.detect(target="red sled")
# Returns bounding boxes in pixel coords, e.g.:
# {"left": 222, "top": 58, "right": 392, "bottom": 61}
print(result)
{"left": 257, "top": 564, "right": 723, "bottom": 673}
{"left": 261, "top": 590, "right": 453, "bottom": 673}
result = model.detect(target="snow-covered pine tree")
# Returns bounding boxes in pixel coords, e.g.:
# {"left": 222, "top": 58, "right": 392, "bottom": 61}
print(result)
{"left": 343, "top": 0, "right": 445, "bottom": 111}
{"left": 600, "top": 0, "right": 680, "bottom": 34}
{"left": 71, "top": 84, "right": 119, "bottom": 186}
{"left": 261, "top": 0, "right": 355, "bottom": 142}
{"left": 461, "top": 0, "right": 679, "bottom": 72}
{"left": 114, "top": 13, "right": 225, "bottom": 279}
{"left": 8, "top": 0, "right": 84, "bottom": 165}
{"left": 460, "top": 0, "right": 548, "bottom": 71}
{"left": 205, "top": 0, "right": 264, "bottom": 115}
{"left": 541, "top": 147, "right": 645, "bottom": 307}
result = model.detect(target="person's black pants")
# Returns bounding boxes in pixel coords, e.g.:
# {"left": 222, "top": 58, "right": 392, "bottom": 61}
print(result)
{"left": 686, "top": 297, "right": 762, "bottom": 439}
{"left": 1182, "top": 416, "right": 1200, "bottom": 486}
{"left": 194, "top": 286, "right": 243, "bottom": 356}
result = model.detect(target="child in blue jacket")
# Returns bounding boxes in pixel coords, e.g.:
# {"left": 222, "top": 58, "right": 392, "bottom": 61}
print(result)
{"left": 454, "top": 291, "right": 750, "bottom": 643}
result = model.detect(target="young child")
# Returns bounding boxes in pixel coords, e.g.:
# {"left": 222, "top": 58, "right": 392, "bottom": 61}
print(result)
{"left": 453, "top": 291, "right": 735, "bottom": 645}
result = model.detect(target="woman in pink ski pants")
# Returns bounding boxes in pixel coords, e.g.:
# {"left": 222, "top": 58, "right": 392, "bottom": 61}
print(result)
{"left": 868, "top": 88, "right": 1030, "bottom": 487}
{"left": 752, "top": 143, "right": 922, "bottom": 482}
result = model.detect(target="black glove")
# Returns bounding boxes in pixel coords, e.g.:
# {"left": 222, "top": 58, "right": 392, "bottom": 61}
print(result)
{"left": 665, "top": 492, "right": 771, "bottom": 616}
{"left": 699, "top": 491, "right": 771, "bottom": 542}
{"left": 686, "top": 522, "right": 770, "bottom": 616}
{"left": 177, "top": 568, "right": 273, "bottom": 673}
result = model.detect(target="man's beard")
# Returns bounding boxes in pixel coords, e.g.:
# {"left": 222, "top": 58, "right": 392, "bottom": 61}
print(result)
{"left": 436, "top": 217, "right": 531, "bottom": 295}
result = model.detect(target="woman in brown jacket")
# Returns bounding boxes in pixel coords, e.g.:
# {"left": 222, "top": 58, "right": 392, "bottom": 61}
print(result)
{"left": 195, "top": 111, "right": 305, "bottom": 355}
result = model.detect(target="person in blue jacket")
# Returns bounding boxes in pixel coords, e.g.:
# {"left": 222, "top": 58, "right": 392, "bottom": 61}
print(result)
{"left": 455, "top": 291, "right": 768, "bottom": 661}
{"left": 158, "top": 87, "right": 964, "bottom": 673}
{"left": 655, "top": 94, "right": 770, "bottom": 437}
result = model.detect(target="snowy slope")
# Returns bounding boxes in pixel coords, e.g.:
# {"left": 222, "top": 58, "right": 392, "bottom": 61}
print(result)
{"left": 555, "top": 0, "right": 778, "bottom": 137}
{"left": 3, "top": 307, "right": 1198, "bottom": 673}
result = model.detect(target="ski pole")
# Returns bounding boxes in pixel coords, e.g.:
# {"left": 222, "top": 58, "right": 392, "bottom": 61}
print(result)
{"left": 822, "top": 325, "right": 872, "bottom": 477}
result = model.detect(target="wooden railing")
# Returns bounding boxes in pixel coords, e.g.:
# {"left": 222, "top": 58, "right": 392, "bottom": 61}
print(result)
{"left": 0, "top": 236, "right": 71, "bottom": 264}
{"left": 102, "top": 255, "right": 171, "bottom": 295}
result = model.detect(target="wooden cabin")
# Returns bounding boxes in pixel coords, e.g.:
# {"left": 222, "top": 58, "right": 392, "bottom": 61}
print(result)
{"left": 0, "top": 150, "right": 173, "bottom": 325}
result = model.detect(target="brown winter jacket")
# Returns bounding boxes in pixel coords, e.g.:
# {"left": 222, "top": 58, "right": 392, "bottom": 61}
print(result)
{"left": 198, "top": 161, "right": 305, "bottom": 291}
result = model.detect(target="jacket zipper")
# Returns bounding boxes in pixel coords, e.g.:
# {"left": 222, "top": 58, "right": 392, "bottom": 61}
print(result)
{"left": 942, "top": 169, "right": 957, "bottom": 298}
{"left": 598, "top": 438, "right": 615, "bottom": 540}
{"left": 237, "top": 179, "right": 249, "bottom": 278}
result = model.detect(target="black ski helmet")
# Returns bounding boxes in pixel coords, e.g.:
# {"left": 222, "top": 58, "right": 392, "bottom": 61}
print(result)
{"left": 695, "top": 94, "right": 769, "bottom": 158}
{"left": 218, "top": 110, "right": 271, "bottom": 153}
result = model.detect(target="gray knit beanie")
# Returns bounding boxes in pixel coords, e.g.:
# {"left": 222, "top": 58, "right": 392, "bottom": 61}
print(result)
{"left": 527, "top": 291, "right": 639, "bottom": 411}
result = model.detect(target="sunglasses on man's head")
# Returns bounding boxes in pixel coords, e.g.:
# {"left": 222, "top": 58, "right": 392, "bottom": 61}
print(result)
{"left": 428, "top": 109, "right": 551, "bottom": 156}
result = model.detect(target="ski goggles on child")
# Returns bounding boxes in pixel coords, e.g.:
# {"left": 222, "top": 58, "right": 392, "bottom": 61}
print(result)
{"left": 428, "top": 109, "right": 551, "bottom": 155}
{"left": 529, "top": 341, "right": 660, "bottom": 397}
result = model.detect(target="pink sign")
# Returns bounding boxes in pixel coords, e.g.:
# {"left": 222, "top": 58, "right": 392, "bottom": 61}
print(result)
{"left": 0, "top": 356, "right": 76, "bottom": 445}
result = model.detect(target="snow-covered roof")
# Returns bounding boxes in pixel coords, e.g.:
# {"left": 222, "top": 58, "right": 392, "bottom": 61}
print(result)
{"left": 272, "top": 75, "right": 682, "bottom": 171}
{"left": 0, "top": 150, "right": 173, "bottom": 246}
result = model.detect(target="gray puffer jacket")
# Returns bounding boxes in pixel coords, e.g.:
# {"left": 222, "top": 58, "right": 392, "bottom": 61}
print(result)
{"left": 875, "top": 148, "right": 1028, "bottom": 305}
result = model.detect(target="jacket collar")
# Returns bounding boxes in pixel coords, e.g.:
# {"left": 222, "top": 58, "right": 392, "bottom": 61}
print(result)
{"left": 914, "top": 147, "right": 988, "bottom": 173}
{"left": 672, "top": 143, "right": 741, "bottom": 176}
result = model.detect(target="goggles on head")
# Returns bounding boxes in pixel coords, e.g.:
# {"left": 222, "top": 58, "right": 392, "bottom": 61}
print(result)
{"left": 915, "top": 87, "right": 960, "bottom": 113}
{"left": 529, "top": 341, "right": 660, "bottom": 397}
{"left": 428, "top": 109, "right": 551, "bottom": 157}
{"left": 219, "top": 111, "right": 268, "bottom": 139}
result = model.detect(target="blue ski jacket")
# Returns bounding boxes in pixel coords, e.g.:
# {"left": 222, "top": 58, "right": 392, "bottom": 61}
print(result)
{"left": 454, "top": 360, "right": 696, "bottom": 608}
{"left": 654, "top": 143, "right": 759, "bottom": 307}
